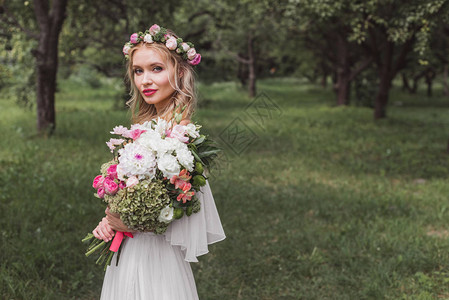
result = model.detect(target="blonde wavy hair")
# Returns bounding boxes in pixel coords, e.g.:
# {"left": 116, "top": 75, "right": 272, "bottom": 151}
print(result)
{"left": 125, "top": 33, "right": 197, "bottom": 124}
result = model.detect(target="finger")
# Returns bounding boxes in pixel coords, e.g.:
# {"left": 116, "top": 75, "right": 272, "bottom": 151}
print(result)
{"left": 99, "top": 221, "right": 113, "bottom": 241}
{"left": 102, "top": 217, "right": 115, "bottom": 237}
{"left": 105, "top": 207, "right": 110, "bottom": 214}
{"left": 92, "top": 227, "right": 100, "bottom": 239}
{"left": 92, "top": 226, "right": 102, "bottom": 240}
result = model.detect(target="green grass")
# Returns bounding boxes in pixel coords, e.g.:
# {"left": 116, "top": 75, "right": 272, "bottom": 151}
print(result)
{"left": 1, "top": 78, "right": 449, "bottom": 299}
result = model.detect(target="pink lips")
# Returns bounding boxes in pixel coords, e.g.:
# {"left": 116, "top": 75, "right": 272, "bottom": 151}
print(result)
{"left": 143, "top": 89, "right": 157, "bottom": 96}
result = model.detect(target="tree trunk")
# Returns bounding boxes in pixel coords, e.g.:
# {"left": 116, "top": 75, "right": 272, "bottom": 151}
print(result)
{"left": 34, "top": 0, "right": 68, "bottom": 135}
{"left": 374, "top": 42, "right": 393, "bottom": 119}
{"left": 335, "top": 34, "right": 350, "bottom": 105}
{"left": 443, "top": 64, "right": 449, "bottom": 97}
{"left": 247, "top": 34, "right": 256, "bottom": 98}
{"left": 401, "top": 73, "right": 411, "bottom": 92}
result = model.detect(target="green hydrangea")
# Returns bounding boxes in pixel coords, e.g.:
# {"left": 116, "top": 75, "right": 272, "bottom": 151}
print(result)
{"left": 116, "top": 178, "right": 171, "bottom": 233}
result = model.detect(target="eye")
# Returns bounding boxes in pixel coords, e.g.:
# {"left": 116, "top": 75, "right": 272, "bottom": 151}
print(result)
{"left": 153, "top": 66, "right": 163, "bottom": 72}
{"left": 133, "top": 68, "right": 143, "bottom": 75}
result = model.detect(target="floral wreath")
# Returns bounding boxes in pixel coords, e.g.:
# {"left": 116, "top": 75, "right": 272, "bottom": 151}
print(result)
{"left": 122, "top": 24, "right": 201, "bottom": 66}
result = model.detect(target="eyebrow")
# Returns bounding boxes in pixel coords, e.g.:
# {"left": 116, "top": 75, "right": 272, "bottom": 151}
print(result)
{"left": 132, "top": 62, "right": 164, "bottom": 68}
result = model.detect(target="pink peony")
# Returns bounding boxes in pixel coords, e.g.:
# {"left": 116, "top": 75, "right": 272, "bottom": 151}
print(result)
{"left": 107, "top": 164, "right": 118, "bottom": 179}
{"left": 188, "top": 53, "right": 201, "bottom": 66}
{"left": 104, "top": 178, "right": 119, "bottom": 195}
{"left": 130, "top": 33, "right": 138, "bottom": 44}
{"left": 149, "top": 24, "right": 160, "bottom": 35}
{"left": 165, "top": 37, "right": 178, "bottom": 50}
{"left": 97, "top": 187, "right": 105, "bottom": 198}
{"left": 93, "top": 175, "right": 105, "bottom": 189}
{"left": 166, "top": 125, "right": 189, "bottom": 143}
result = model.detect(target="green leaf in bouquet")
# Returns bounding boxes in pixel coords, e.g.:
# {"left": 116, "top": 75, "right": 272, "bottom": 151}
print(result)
{"left": 186, "top": 206, "right": 193, "bottom": 216}
{"left": 192, "top": 135, "right": 206, "bottom": 145}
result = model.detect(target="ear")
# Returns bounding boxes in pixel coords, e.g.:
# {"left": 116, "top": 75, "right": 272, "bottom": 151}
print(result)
{"left": 179, "top": 69, "right": 184, "bottom": 78}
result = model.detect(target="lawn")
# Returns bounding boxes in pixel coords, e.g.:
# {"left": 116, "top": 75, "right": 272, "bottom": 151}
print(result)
{"left": 1, "top": 77, "right": 449, "bottom": 299}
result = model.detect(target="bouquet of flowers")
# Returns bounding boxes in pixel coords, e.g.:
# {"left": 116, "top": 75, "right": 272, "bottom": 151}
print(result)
{"left": 82, "top": 107, "right": 221, "bottom": 270}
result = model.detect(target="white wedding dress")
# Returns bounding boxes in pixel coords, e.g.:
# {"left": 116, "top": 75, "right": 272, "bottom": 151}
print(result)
{"left": 100, "top": 179, "right": 226, "bottom": 300}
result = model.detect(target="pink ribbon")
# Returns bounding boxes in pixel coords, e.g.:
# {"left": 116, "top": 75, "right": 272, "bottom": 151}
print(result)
{"left": 109, "top": 231, "right": 134, "bottom": 252}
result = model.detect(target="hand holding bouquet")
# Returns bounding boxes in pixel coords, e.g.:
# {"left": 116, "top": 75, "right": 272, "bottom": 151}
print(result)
{"left": 83, "top": 106, "right": 220, "bottom": 270}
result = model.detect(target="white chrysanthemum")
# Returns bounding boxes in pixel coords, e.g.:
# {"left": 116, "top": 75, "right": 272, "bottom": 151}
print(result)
{"left": 158, "top": 206, "right": 174, "bottom": 223}
{"left": 157, "top": 153, "right": 181, "bottom": 178}
{"left": 185, "top": 123, "right": 200, "bottom": 138}
{"left": 117, "top": 143, "right": 156, "bottom": 180}
{"left": 176, "top": 148, "right": 195, "bottom": 171}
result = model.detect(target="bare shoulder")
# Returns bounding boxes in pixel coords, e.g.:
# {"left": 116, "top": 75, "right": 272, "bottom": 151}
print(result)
{"left": 179, "top": 119, "right": 191, "bottom": 126}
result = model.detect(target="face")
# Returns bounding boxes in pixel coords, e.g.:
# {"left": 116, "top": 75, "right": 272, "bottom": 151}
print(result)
{"left": 132, "top": 47, "right": 176, "bottom": 113}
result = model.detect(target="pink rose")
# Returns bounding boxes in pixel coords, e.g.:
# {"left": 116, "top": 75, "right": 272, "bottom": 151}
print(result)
{"left": 97, "top": 187, "right": 105, "bottom": 199}
{"left": 188, "top": 53, "right": 201, "bottom": 66}
{"left": 187, "top": 48, "right": 197, "bottom": 60}
{"left": 166, "top": 125, "right": 189, "bottom": 143}
{"left": 126, "top": 176, "right": 139, "bottom": 188}
{"left": 130, "top": 33, "right": 138, "bottom": 44}
{"left": 107, "top": 164, "right": 118, "bottom": 179}
{"left": 149, "top": 24, "right": 160, "bottom": 35}
{"left": 104, "top": 178, "right": 119, "bottom": 195}
{"left": 92, "top": 175, "right": 105, "bottom": 189}
{"left": 165, "top": 37, "right": 178, "bottom": 50}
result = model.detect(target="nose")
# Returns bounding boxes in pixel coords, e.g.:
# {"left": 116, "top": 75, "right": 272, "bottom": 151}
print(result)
{"left": 142, "top": 72, "right": 153, "bottom": 85}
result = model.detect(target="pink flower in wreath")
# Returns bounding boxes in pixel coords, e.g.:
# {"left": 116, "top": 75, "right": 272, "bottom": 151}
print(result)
{"left": 165, "top": 37, "right": 178, "bottom": 50}
{"left": 130, "top": 33, "right": 138, "bottom": 44}
{"left": 187, "top": 48, "right": 197, "bottom": 60}
{"left": 122, "top": 44, "right": 131, "bottom": 55}
{"left": 149, "top": 24, "right": 160, "bottom": 35}
{"left": 188, "top": 53, "right": 201, "bottom": 66}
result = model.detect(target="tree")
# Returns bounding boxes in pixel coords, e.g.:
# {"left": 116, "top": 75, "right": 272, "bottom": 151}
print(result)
{"left": 1, "top": 0, "right": 68, "bottom": 135}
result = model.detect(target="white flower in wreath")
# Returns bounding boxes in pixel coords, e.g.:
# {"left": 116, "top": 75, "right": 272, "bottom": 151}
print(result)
{"left": 187, "top": 48, "right": 196, "bottom": 60}
{"left": 158, "top": 206, "right": 174, "bottom": 223}
{"left": 181, "top": 42, "right": 190, "bottom": 52}
{"left": 143, "top": 34, "right": 153, "bottom": 43}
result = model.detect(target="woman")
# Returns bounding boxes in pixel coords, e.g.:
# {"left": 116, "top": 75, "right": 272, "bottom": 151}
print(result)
{"left": 92, "top": 24, "right": 226, "bottom": 300}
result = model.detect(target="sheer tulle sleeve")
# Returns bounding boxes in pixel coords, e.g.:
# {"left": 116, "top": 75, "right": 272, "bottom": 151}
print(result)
{"left": 164, "top": 179, "right": 226, "bottom": 262}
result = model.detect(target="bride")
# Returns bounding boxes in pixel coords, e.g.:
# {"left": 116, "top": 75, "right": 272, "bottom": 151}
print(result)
{"left": 91, "top": 24, "right": 226, "bottom": 300}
